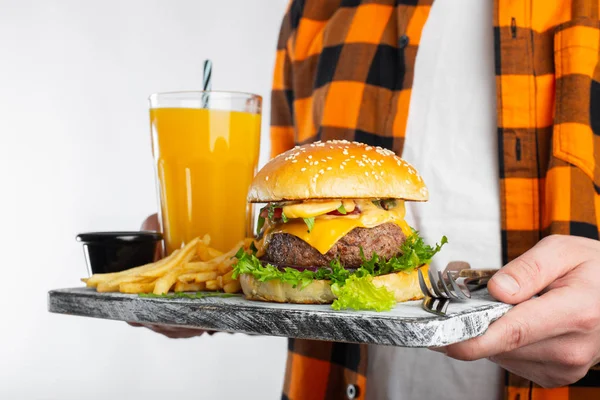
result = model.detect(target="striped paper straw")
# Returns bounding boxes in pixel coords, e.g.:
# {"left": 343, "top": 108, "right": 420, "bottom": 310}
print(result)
{"left": 202, "top": 59, "right": 212, "bottom": 108}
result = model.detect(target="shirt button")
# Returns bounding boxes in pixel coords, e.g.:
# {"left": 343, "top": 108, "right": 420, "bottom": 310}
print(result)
{"left": 346, "top": 384, "right": 359, "bottom": 399}
{"left": 398, "top": 34, "right": 410, "bottom": 49}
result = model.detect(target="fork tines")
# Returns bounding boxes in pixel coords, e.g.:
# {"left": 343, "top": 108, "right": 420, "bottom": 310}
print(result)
{"left": 417, "top": 268, "right": 471, "bottom": 300}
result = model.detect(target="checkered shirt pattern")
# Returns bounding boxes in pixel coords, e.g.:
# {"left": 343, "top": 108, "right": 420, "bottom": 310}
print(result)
{"left": 270, "top": 1, "right": 600, "bottom": 399}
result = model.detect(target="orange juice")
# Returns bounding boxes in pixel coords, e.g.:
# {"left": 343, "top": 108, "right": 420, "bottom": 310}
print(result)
{"left": 150, "top": 107, "right": 261, "bottom": 254}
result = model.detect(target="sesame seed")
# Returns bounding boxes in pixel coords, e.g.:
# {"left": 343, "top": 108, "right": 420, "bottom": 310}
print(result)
{"left": 326, "top": 156, "right": 332, "bottom": 160}
{"left": 365, "top": 146, "right": 372, "bottom": 151}
{"left": 314, "top": 161, "right": 319, "bottom": 165}
{"left": 327, "top": 167, "right": 332, "bottom": 171}
{"left": 340, "top": 166, "right": 344, "bottom": 169}
{"left": 375, "top": 175, "right": 379, "bottom": 180}
{"left": 301, "top": 167, "right": 306, "bottom": 172}
{"left": 308, "top": 155, "right": 313, "bottom": 159}
{"left": 265, "top": 176, "right": 269, "bottom": 181}
{"left": 319, "top": 169, "right": 324, "bottom": 174}
{"left": 381, "top": 171, "right": 385, "bottom": 176}
{"left": 365, "top": 172, "right": 369, "bottom": 176}
{"left": 292, "top": 159, "right": 298, "bottom": 163}
{"left": 321, "top": 159, "right": 326, "bottom": 162}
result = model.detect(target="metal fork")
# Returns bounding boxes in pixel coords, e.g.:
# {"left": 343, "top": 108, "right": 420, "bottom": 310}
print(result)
{"left": 418, "top": 262, "right": 498, "bottom": 315}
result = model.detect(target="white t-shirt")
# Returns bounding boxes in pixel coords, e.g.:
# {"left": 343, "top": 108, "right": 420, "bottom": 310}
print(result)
{"left": 366, "top": 0, "right": 504, "bottom": 399}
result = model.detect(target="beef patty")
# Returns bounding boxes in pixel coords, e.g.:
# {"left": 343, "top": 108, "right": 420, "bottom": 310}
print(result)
{"left": 263, "top": 222, "right": 406, "bottom": 268}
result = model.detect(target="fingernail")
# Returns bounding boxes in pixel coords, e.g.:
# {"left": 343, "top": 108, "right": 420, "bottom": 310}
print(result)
{"left": 428, "top": 346, "right": 447, "bottom": 354}
{"left": 491, "top": 273, "right": 520, "bottom": 295}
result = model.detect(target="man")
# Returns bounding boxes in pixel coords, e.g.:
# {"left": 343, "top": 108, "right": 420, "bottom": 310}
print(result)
{"left": 269, "top": 0, "right": 600, "bottom": 399}
{"left": 138, "top": 0, "right": 600, "bottom": 398}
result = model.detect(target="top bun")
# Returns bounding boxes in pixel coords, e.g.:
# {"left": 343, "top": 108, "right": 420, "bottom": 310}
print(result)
{"left": 247, "top": 140, "right": 428, "bottom": 203}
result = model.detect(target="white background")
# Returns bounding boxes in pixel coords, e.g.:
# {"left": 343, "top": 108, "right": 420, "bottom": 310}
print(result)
{"left": 0, "top": 1, "right": 289, "bottom": 399}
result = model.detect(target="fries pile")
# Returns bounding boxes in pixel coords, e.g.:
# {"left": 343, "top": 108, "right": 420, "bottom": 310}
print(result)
{"left": 82, "top": 235, "right": 253, "bottom": 295}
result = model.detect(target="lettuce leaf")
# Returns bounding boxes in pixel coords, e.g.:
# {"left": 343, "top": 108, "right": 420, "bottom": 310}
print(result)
{"left": 303, "top": 217, "right": 315, "bottom": 232}
{"left": 358, "top": 233, "right": 447, "bottom": 276}
{"left": 331, "top": 274, "right": 396, "bottom": 312}
{"left": 232, "top": 251, "right": 350, "bottom": 289}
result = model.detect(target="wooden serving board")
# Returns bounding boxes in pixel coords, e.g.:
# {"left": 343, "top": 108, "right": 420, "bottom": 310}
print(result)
{"left": 47, "top": 287, "right": 511, "bottom": 347}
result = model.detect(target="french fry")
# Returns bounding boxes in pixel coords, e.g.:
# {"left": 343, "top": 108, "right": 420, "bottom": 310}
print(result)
{"left": 217, "top": 261, "right": 234, "bottom": 275}
{"left": 97, "top": 276, "right": 155, "bottom": 293}
{"left": 223, "top": 280, "right": 242, "bottom": 294}
{"left": 221, "top": 270, "right": 234, "bottom": 285}
{"left": 207, "top": 247, "right": 223, "bottom": 258}
{"left": 205, "top": 279, "right": 220, "bottom": 291}
{"left": 181, "top": 261, "right": 218, "bottom": 273}
{"left": 174, "top": 281, "right": 206, "bottom": 292}
{"left": 153, "top": 264, "right": 186, "bottom": 295}
{"left": 82, "top": 272, "right": 122, "bottom": 288}
{"left": 141, "top": 238, "right": 199, "bottom": 278}
{"left": 196, "top": 241, "right": 214, "bottom": 261}
{"left": 177, "top": 273, "right": 198, "bottom": 283}
{"left": 193, "top": 271, "right": 218, "bottom": 283}
{"left": 120, "top": 281, "right": 156, "bottom": 294}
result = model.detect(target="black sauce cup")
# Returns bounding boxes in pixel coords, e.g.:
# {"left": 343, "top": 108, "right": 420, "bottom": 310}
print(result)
{"left": 76, "top": 232, "right": 163, "bottom": 276}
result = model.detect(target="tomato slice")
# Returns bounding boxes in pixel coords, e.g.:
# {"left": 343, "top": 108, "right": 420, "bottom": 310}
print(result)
{"left": 259, "top": 206, "right": 283, "bottom": 219}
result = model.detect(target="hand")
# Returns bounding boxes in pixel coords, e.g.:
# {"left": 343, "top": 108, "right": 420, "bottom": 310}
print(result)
{"left": 127, "top": 322, "right": 214, "bottom": 339}
{"left": 127, "top": 213, "right": 213, "bottom": 339}
{"left": 433, "top": 235, "right": 600, "bottom": 387}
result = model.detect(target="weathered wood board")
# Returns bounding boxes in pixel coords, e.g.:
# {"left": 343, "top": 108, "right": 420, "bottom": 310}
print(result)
{"left": 48, "top": 287, "right": 511, "bottom": 347}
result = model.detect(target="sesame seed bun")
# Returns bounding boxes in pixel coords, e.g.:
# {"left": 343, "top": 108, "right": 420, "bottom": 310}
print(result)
{"left": 247, "top": 140, "right": 428, "bottom": 203}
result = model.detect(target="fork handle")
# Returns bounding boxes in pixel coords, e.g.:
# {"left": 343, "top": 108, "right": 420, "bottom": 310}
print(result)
{"left": 458, "top": 268, "right": 499, "bottom": 279}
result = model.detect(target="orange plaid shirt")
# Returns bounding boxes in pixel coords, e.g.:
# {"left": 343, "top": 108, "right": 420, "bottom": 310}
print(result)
{"left": 270, "top": 1, "right": 600, "bottom": 399}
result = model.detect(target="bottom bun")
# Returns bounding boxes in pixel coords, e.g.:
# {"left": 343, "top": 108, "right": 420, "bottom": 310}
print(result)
{"left": 239, "top": 265, "right": 430, "bottom": 304}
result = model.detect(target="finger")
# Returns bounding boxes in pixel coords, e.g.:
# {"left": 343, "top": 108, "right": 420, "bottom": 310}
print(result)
{"left": 489, "top": 335, "right": 595, "bottom": 388}
{"left": 493, "top": 333, "right": 596, "bottom": 367}
{"left": 141, "top": 213, "right": 159, "bottom": 231}
{"left": 145, "top": 325, "right": 208, "bottom": 339}
{"left": 444, "top": 286, "right": 580, "bottom": 360}
{"left": 489, "top": 235, "right": 597, "bottom": 303}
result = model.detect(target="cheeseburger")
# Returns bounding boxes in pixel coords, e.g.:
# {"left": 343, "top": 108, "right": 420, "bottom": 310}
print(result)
{"left": 233, "top": 140, "right": 446, "bottom": 311}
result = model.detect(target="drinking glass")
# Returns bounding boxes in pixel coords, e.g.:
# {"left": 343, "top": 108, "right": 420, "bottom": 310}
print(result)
{"left": 149, "top": 91, "right": 261, "bottom": 254}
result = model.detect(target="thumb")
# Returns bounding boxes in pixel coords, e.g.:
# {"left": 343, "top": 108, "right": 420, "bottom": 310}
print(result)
{"left": 488, "top": 235, "right": 591, "bottom": 304}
